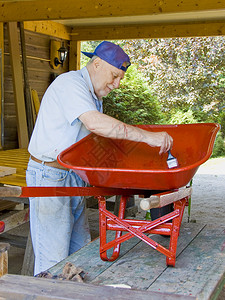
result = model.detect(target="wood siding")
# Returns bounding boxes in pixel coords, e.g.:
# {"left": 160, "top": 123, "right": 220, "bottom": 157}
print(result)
{"left": 3, "top": 24, "right": 69, "bottom": 149}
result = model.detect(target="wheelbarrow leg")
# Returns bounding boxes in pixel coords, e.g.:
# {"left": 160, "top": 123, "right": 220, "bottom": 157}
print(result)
{"left": 98, "top": 195, "right": 128, "bottom": 261}
{"left": 166, "top": 198, "right": 187, "bottom": 267}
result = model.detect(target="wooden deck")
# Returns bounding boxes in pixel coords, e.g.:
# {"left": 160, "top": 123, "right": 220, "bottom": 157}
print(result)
{"left": 0, "top": 222, "right": 223, "bottom": 299}
{"left": 0, "top": 149, "right": 29, "bottom": 211}
{"left": 0, "top": 148, "right": 29, "bottom": 187}
{"left": 45, "top": 222, "right": 225, "bottom": 300}
{"left": 0, "top": 273, "right": 192, "bottom": 300}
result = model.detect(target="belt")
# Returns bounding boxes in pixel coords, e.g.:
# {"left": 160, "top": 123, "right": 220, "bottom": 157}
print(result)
{"left": 30, "top": 155, "right": 69, "bottom": 171}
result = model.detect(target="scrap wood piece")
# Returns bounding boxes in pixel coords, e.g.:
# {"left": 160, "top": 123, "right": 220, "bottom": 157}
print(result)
{"left": 0, "top": 243, "right": 10, "bottom": 277}
{"left": 0, "top": 166, "right": 16, "bottom": 178}
{"left": 31, "top": 89, "right": 40, "bottom": 116}
{"left": 36, "top": 262, "right": 85, "bottom": 283}
{"left": 0, "top": 207, "right": 29, "bottom": 234}
{"left": 0, "top": 200, "right": 17, "bottom": 212}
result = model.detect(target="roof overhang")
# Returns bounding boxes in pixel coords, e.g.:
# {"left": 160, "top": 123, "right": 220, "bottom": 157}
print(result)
{"left": 1, "top": 0, "right": 225, "bottom": 39}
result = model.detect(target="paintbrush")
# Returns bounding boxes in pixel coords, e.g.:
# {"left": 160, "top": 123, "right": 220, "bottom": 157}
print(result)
{"left": 167, "top": 150, "right": 179, "bottom": 169}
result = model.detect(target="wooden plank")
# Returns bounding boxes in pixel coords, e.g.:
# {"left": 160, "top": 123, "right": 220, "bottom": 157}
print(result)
{"left": 0, "top": 22, "right": 3, "bottom": 149}
{"left": 7, "top": 22, "right": 29, "bottom": 148}
{"left": 71, "top": 21, "right": 225, "bottom": 41}
{"left": 0, "top": 243, "right": 10, "bottom": 277}
{"left": 69, "top": 40, "right": 81, "bottom": 71}
{"left": 0, "top": 197, "right": 29, "bottom": 205}
{"left": 0, "top": 274, "right": 194, "bottom": 300}
{"left": 50, "top": 223, "right": 225, "bottom": 299}
{"left": 0, "top": 177, "right": 27, "bottom": 186}
{"left": 24, "top": 21, "right": 71, "bottom": 40}
{"left": 21, "top": 231, "right": 34, "bottom": 276}
{"left": 49, "top": 230, "right": 142, "bottom": 281}
{"left": 0, "top": 149, "right": 29, "bottom": 186}
{"left": 19, "top": 22, "right": 34, "bottom": 138}
{"left": 0, "top": 200, "right": 16, "bottom": 211}
{"left": 90, "top": 223, "right": 205, "bottom": 289}
{"left": 0, "top": 166, "right": 16, "bottom": 177}
{"left": 148, "top": 224, "right": 225, "bottom": 299}
{"left": 49, "top": 223, "right": 204, "bottom": 286}
{"left": 0, "top": 0, "right": 224, "bottom": 22}
{"left": 0, "top": 207, "right": 29, "bottom": 234}
{"left": 0, "top": 233, "right": 27, "bottom": 249}
{"left": 0, "top": 150, "right": 29, "bottom": 209}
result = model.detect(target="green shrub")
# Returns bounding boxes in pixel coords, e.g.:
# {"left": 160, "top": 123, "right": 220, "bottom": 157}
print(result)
{"left": 168, "top": 109, "right": 197, "bottom": 124}
{"left": 103, "top": 65, "right": 164, "bottom": 125}
{"left": 218, "top": 111, "right": 225, "bottom": 138}
{"left": 211, "top": 132, "right": 225, "bottom": 157}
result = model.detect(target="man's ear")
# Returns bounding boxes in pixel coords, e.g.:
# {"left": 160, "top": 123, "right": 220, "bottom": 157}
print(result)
{"left": 93, "top": 57, "right": 102, "bottom": 70}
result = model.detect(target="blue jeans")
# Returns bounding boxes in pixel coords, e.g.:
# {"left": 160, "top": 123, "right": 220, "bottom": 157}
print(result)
{"left": 26, "top": 158, "right": 91, "bottom": 275}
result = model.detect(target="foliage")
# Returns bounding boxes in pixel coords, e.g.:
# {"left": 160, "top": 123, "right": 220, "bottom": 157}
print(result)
{"left": 118, "top": 38, "right": 225, "bottom": 124}
{"left": 211, "top": 132, "right": 225, "bottom": 157}
{"left": 168, "top": 109, "right": 197, "bottom": 124}
{"left": 81, "top": 38, "right": 225, "bottom": 122}
{"left": 81, "top": 39, "right": 225, "bottom": 157}
{"left": 103, "top": 65, "right": 164, "bottom": 124}
{"left": 218, "top": 110, "right": 225, "bottom": 137}
{"left": 80, "top": 41, "right": 101, "bottom": 67}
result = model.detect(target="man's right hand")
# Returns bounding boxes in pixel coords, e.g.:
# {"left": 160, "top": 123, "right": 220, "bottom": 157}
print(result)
{"left": 145, "top": 131, "right": 173, "bottom": 154}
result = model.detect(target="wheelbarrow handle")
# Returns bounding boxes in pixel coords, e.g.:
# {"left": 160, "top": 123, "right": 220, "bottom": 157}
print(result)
{"left": 0, "top": 186, "right": 147, "bottom": 198}
{"left": 140, "top": 187, "right": 192, "bottom": 211}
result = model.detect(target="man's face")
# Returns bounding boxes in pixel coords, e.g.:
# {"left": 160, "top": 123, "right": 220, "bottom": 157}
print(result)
{"left": 92, "top": 58, "right": 125, "bottom": 99}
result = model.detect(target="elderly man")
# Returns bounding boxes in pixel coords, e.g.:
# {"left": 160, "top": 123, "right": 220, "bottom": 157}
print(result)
{"left": 27, "top": 41, "right": 173, "bottom": 275}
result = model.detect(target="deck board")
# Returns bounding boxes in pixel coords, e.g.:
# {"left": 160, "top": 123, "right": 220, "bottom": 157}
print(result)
{"left": 91, "top": 223, "right": 205, "bottom": 290}
{"left": 148, "top": 224, "right": 225, "bottom": 299}
{"left": 0, "top": 274, "right": 194, "bottom": 300}
{"left": 50, "top": 231, "right": 142, "bottom": 281}
{"left": 49, "top": 223, "right": 225, "bottom": 299}
{"left": 0, "top": 149, "right": 29, "bottom": 186}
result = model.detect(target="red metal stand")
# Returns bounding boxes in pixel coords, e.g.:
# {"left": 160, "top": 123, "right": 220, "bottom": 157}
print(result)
{"left": 0, "top": 185, "right": 189, "bottom": 266}
{"left": 98, "top": 194, "right": 188, "bottom": 267}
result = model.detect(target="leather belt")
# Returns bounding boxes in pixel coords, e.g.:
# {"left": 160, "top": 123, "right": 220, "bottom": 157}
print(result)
{"left": 30, "top": 155, "right": 69, "bottom": 171}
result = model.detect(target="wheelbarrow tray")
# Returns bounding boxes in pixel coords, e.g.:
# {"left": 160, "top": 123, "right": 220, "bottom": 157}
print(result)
{"left": 58, "top": 123, "right": 220, "bottom": 190}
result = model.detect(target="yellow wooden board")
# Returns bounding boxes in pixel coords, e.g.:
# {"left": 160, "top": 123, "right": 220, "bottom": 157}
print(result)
{"left": 0, "top": 149, "right": 29, "bottom": 187}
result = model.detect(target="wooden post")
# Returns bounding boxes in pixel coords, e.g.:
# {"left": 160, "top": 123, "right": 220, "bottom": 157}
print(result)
{"left": 7, "top": 22, "right": 29, "bottom": 149}
{"left": 69, "top": 40, "right": 81, "bottom": 71}
{"left": 0, "top": 243, "right": 10, "bottom": 277}
{"left": 0, "top": 23, "right": 4, "bottom": 149}
{"left": 19, "top": 22, "right": 34, "bottom": 139}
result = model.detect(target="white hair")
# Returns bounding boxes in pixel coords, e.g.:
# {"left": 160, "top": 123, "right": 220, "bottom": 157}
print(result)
{"left": 86, "top": 55, "right": 99, "bottom": 66}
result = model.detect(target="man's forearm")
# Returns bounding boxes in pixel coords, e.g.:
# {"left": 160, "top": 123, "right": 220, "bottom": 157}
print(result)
{"left": 79, "top": 110, "right": 173, "bottom": 153}
{"left": 79, "top": 111, "right": 146, "bottom": 141}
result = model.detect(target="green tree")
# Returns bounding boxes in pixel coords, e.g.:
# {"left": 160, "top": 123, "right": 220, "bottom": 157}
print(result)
{"left": 118, "top": 38, "right": 225, "bottom": 123}
{"left": 81, "top": 39, "right": 225, "bottom": 124}
{"left": 81, "top": 39, "right": 224, "bottom": 157}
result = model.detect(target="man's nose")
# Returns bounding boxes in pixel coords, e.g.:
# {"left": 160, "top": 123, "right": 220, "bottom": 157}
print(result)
{"left": 113, "top": 78, "right": 120, "bottom": 89}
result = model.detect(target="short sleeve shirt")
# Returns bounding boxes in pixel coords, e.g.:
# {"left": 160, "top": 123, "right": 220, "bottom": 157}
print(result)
{"left": 28, "top": 67, "right": 103, "bottom": 161}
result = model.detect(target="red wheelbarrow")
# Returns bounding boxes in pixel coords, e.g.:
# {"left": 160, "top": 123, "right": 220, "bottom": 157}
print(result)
{"left": 0, "top": 123, "right": 220, "bottom": 267}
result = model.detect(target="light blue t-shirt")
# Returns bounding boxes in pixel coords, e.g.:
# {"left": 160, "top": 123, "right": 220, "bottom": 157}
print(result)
{"left": 28, "top": 67, "right": 103, "bottom": 161}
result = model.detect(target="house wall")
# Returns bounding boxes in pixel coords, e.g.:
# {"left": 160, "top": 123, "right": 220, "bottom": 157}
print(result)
{"left": 3, "top": 24, "right": 69, "bottom": 149}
